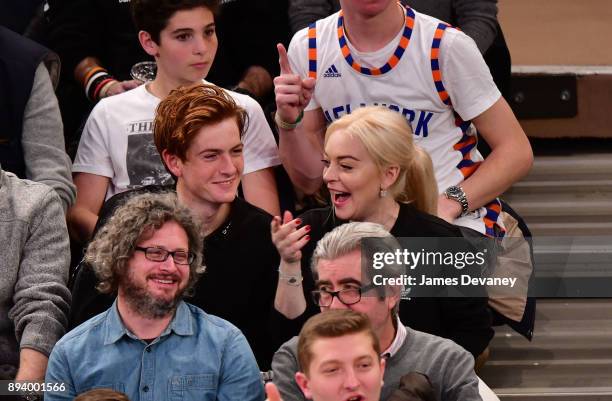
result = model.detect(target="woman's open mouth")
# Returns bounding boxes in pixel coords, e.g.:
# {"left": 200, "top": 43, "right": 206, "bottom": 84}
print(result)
{"left": 331, "top": 190, "right": 351, "bottom": 207}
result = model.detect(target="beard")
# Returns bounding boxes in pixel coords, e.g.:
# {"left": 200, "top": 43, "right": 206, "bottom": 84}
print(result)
{"left": 119, "top": 271, "right": 186, "bottom": 319}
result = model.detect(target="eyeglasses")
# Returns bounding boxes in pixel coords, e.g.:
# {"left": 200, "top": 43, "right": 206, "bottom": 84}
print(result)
{"left": 134, "top": 246, "right": 194, "bottom": 265}
{"left": 311, "top": 284, "right": 375, "bottom": 307}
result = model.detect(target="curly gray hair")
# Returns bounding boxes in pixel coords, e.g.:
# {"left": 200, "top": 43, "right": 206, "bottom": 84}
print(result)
{"left": 85, "top": 192, "right": 204, "bottom": 294}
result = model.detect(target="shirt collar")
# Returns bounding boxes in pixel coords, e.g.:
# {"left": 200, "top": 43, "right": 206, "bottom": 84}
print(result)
{"left": 381, "top": 317, "right": 406, "bottom": 358}
{"left": 104, "top": 300, "right": 194, "bottom": 345}
{"left": 167, "top": 301, "right": 194, "bottom": 336}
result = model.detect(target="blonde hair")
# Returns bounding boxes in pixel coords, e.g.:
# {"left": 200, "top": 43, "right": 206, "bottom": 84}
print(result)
{"left": 325, "top": 106, "right": 438, "bottom": 215}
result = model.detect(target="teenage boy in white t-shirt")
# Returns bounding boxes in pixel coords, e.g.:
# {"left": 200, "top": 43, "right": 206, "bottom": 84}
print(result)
{"left": 69, "top": 0, "right": 281, "bottom": 244}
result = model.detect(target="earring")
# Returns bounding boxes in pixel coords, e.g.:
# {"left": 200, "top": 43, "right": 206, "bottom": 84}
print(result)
{"left": 379, "top": 188, "right": 387, "bottom": 198}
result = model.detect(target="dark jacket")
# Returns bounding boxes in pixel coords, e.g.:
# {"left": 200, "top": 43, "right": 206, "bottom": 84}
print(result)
{"left": 0, "top": 26, "right": 55, "bottom": 178}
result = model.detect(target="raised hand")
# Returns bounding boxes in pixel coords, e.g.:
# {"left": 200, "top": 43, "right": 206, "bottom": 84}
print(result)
{"left": 273, "top": 43, "right": 316, "bottom": 124}
{"left": 271, "top": 210, "right": 310, "bottom": 264}
{"left": 265, "top": 382, "right": 283, "bottom": 401}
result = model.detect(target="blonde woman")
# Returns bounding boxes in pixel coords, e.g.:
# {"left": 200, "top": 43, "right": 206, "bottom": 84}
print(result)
{"left": 271, "top": 106, "right": 492, "bottom": 359}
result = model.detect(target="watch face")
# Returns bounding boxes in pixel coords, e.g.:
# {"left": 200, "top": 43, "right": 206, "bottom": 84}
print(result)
{"left": 447, "top": 186, "right": 461, "bottom": 197}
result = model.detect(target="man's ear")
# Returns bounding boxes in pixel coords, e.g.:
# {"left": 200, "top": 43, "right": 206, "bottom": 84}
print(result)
{"left": 295, "top": 372, "right": 313, "bottom": 399}
{"left": 161, "top": 150, "right": 183, "bottom": 178}
{"left": 386, "top": 287, "right": 401, "bottom": 314}
{"left": 139, "top": 30, "right": 159, "bottom": 57}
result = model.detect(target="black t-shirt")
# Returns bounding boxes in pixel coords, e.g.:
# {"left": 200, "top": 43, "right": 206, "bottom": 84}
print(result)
{"left": 188, "top": 195, "right": 279, "bottom": 370}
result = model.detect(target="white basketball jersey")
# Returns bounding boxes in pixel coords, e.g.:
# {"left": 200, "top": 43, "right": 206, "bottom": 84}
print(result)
{"left": 288, "top": 5, "right": 503, "bottom": 236}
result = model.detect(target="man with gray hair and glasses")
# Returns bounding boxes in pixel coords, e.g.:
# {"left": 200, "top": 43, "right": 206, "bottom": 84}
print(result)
{"left": 272, "top": 221, "right": 482, "bottom": 401}
{"left": 45, "top": 192, "right": 264, "bottom": 401}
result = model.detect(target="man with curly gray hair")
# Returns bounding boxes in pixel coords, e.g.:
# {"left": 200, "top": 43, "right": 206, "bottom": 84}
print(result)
{"left": 45, "top": 192, "right": 264, "bottom": 401}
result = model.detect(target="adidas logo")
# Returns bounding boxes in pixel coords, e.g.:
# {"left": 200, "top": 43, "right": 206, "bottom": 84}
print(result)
{"left": 323, "top": 64, "right": 341, "bottom": 78}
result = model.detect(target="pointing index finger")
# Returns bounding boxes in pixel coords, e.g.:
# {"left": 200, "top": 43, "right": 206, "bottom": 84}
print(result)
{"left": 277, "top": 43, "right": 293, "bottom": 75}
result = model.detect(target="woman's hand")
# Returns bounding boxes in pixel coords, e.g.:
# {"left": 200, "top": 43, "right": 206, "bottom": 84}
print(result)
{"left": 272, "top": 211, "right": 309, "bottom": 318}
{"left": 271, "top": 210, "right": 310, "bottom": 264}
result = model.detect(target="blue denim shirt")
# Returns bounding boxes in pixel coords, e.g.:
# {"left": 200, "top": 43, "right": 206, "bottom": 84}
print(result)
{"left": 45, "top": 301, "right": 264, "bottom": 401}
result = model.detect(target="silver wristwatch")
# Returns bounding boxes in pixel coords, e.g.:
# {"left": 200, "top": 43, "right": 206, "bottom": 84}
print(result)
{"left": 444, "top": 185, "right": 469, "bottom": 216}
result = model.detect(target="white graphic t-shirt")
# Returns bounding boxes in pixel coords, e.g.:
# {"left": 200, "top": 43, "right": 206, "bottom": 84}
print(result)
{"left": 73, "top": 82, "right": 281, "bottom": 200}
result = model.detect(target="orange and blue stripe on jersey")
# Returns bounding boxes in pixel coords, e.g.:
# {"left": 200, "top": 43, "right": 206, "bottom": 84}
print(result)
{"left": 483, "top": 199, "right": 503, "bottom": 237}
{"left": 430, "top": 23, "right": 504, "bottom": 237}
{"left": 453, "top": 115, "right": 504, "bottom": 237}
{"left": 453, "top": 116, "right": 480, "bottom": 178}
{"left": 431, "top": 23, "right": 451, "bottom": 105}
{"left": 335, "top": 6, "right": 415, "bottom": 76}
{"left": 308, "top": 23, "right": 317, "bottom": 79}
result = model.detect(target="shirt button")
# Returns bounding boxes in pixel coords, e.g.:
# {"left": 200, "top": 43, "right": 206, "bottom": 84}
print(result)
{"left": 146, "top": 347, "right": 151, "bottom": 353}
{"left": 143, "top": 386, "right": 149, "bottom": 392}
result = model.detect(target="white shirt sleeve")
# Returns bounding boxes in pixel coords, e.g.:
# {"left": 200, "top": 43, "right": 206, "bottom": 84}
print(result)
{"left": 439, "top": 29, "right": 501, "bottom": 121}
{"left": 230, "top": 91, "right": 281, "bottom": 174}
{"left": 72, "top": 101, "right": 114, "bottom": 178}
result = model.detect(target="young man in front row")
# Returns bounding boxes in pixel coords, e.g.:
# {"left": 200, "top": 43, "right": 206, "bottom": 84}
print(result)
{"left": 271, "top": 222, "right": 482, "bottom": 401}
{"left": 267, "top": 309, "right": 385, "bottom": 401}
{"left": 45, "top": 193, "right": 264, "bottom": 401}
{"left": 68, "top": 0, "right": 282, "bottom": 245}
